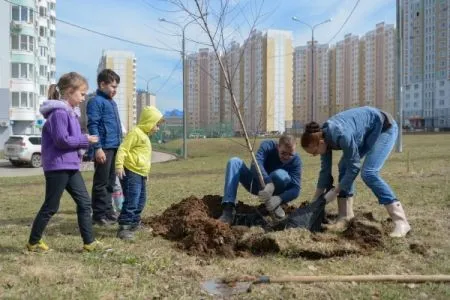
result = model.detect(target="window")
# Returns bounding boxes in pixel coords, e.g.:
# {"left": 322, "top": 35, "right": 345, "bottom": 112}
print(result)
{"left": 11, "top": 91, "right": 34, "bottom": 108}
{"left": 40, "top": 85, "right": 47, "bottom": 96}
{"left": 11, "top": 63, "right": 33, "bottom": 79}
{"left": 12, "top": 92, "right": 20, "bottom": 107}
{"left": 39, "top": 6, "right": 47, "bottom": 17}
{"left": 12, "top": 5, "right": 33, "bottom": 23}
{"left": 39, "top": 26, "right": 47, "bottom": 38}
{"left": 12, "top": 6, "right": 19, "bottom": 20}
{"left": 39, "top": 65, "right": 47, "bottom": 77}
{"left": 40, "top": 46, "right": 47, "bottom": 57}
{"left": 439, "top": 90, "right": 445, "bottom": 96}
{"left": 17, "top": 35, "right": 34, "bottom": 51}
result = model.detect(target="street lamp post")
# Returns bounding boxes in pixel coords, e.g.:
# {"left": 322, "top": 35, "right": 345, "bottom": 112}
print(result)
{"left": 158, "top": 17, "right": 199, "bottom": 159}
{"left": 292, "top": 17, "right": 331, "bottom": 122}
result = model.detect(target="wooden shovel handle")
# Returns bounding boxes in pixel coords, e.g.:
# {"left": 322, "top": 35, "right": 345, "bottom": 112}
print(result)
{"left": 254, "top": 274, "right": 450, "bottom": 284}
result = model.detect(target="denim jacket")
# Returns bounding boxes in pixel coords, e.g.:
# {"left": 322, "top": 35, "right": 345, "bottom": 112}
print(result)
{"left": 317, "top": 106, "right": 387, "bottom": 193}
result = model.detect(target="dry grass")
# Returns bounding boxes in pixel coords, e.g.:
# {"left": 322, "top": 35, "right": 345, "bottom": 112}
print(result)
{"left": 0, "top": 134, "right": 449, "bottom": 299}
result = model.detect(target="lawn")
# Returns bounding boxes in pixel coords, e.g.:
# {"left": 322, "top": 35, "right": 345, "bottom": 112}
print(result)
{"left": 0, "top": 134, "right": 449, "bottom": 299}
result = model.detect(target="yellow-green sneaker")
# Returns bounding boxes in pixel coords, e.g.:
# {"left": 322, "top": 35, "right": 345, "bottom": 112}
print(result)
{"left": 26, "top": 240, "right": 49, "bottom": 252}
{"left": 83, "top": 240, "right": 110, "bottom": 252}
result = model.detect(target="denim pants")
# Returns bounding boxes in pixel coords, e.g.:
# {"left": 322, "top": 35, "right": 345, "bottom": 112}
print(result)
{"left": 338, "top": 121, "right": 398, "bottom": 205}
{"left": 118, "top": 168, "right": 147, "bottom": 226}
{"left": 222, "top": 157, "right": 291, "bottom": 204}
{"left": 29, "top": 170, "right": 94, "bottom": 245}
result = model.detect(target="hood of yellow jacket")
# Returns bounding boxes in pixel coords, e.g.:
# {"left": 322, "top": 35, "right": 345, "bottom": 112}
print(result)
{"left": 137, "top": 106, "right": 163, "bottom": 134}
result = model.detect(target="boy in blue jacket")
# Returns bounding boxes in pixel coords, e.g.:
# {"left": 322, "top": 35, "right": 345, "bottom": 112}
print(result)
{"left": 87, "top": 69, "right": 122, "bottom": 225}
{"left": 219, "top": 134, "right": 302, "bottom": 224}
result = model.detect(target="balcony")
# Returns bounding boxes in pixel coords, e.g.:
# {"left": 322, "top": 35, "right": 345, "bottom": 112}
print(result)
{"left": 9, "top": 107, "right": 36, "bottom": 121}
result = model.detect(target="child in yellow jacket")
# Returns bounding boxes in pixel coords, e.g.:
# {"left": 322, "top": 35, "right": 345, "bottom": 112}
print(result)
{"left": 115, "top": 106, "right": 163, "bottom": 240}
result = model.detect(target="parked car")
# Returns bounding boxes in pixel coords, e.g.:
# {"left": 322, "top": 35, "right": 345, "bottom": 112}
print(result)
{"left": 3, "top": 135, "right": 42, "bottom": 168}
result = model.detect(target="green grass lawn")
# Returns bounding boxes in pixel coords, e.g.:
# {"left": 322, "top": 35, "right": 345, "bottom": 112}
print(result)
{"left": 0, "top": 135, "right": 449, "bottom": 299}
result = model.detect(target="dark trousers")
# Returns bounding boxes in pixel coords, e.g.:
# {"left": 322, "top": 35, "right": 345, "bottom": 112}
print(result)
{"left": 29, "top": 170, "right": 94, "bottom": 245}
{"left": 118, "top": 168, "right": 147, "bottom": 226}
{"left": 91, "top": 149, "right": 117, "bottom": 220}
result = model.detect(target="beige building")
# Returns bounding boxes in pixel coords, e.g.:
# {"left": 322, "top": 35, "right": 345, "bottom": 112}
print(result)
{"left": 97, "top": 50, "right": 136, "bottom": 132}
{"left": 360, "top": 23, "right": 396, "bottom": 115}
{"left": 335, "top": 34, "right": 360, "bottom": 113}
{"left": 136, "top": 91, "right": 156, "bottom": 121}
{"left": 221, "top": 41, "right": 241, "bottom": 132}
{"left": 293, "top": 42, "right": 329, "bottom": 127}
{"left": 185, "top": 48, "right": 221, "bottom": 130}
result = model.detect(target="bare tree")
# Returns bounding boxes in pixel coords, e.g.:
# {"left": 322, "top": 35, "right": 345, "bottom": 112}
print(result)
{"left": 165, "top": 0, "right": 272, "bottom": 187}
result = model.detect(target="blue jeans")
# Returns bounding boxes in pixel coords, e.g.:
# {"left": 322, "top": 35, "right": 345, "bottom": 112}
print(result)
{"left": 118, "top": 168, "right": 147, "bottom": 226}
{"left": 338, "top": 122, "right": 398, "bottom": 205}
{"left": 222, "top": 157, "right": 291, "bottom": 204}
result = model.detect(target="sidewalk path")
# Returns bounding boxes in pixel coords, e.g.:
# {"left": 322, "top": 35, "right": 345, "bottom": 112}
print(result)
{"left": 0, "top": 151, "right": 177, "bottom": 177}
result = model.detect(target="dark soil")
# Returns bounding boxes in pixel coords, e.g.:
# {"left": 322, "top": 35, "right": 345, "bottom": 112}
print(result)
{"left": 143, "top": 195, "right": 388, "bottom": 258}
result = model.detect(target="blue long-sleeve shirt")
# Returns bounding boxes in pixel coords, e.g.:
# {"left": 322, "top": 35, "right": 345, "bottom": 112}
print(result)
{"left": 251, "top": 140, "right": 302, "bottom": 203}
{"left": 317, "top": 106, "right": 388, "bottom": 193}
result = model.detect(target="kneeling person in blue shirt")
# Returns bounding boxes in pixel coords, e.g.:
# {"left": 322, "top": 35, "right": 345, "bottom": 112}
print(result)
{"left": 219, "top": 134, "right": 302, "bottom": 224}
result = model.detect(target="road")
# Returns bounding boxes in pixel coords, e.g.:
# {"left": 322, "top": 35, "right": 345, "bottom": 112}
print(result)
{"left": 0, "top": 151, "right": 177, "bottom": 178}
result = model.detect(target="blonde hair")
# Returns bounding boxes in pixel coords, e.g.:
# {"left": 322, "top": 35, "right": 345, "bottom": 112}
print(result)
{"left": 48, "top": 72, "right": 88, "bottom": 100}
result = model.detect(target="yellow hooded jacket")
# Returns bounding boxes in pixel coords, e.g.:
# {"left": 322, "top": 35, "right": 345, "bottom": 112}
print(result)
{"left": 115, "top": 106, "right": 163, "bottom": 176}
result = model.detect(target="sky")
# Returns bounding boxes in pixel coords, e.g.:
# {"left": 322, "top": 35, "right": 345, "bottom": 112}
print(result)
{"left": 56, "top": 0, "right": 396, "bottom": 113}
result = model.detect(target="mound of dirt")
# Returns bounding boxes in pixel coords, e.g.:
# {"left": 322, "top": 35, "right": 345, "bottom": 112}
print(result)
{"left": 143, "top": 195, "right": 387, "bottom": 258}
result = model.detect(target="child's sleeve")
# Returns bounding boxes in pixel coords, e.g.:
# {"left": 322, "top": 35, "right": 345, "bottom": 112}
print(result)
{"left": 115, "top": 131, "right": 138, "bottom": 170}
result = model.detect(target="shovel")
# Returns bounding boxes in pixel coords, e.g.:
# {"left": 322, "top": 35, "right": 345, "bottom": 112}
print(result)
{"left": 201, "top": 274, "right": 450, "bottom": 296}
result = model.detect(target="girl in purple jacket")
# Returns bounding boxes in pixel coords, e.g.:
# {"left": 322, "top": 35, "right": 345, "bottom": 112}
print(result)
{"left": 27, "top": 72, "right": 103, "bottom": 252}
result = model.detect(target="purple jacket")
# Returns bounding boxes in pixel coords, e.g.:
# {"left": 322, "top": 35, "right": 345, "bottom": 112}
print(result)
{"left": 40, "top": 100, "right": 89, "bottom": 172}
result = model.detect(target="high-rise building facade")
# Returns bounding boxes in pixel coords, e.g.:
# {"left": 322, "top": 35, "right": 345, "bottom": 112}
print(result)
{"left": 185, "top": 48, "right": 221, "bottom": 131}
{"left": 136, "top": 90, "right": 156, "bottom": 123}
{"left": 360, "top": 22, "right": 396, "bottom": 115}
{"left": 221, "top": 41, "right": 241, "bottom": 132}
{"left": 264, "top": 29, "right": 293, "bottom": 133}
{"left": 337, "top": 34, "right": 361, "bottom": 113}
{"left": 0, "top": 0, "right": 57, "bottom": 148}
{"left": 97, "top": 50, "right": 136, "bottom": 132}
{"left": 402, "top": 0, "right": 450, "bottom": 129}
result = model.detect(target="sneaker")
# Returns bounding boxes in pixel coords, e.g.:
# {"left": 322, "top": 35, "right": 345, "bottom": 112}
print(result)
{"left": 117, "top": 225, "right": 135, "bottom": 241}
{"left": 92, "top": 218, "right": 115, "bottom": 226}
{"left": 106, "top": 212, "right": 119, "bottom": 222}
{"left": 129, "top": 222, "right": 142, "bottom": 232}
{"left": 83, "top": 240, "right": 108, "bottom": 252}
{"left": 26, "top": 240, "right": 49, "bottom": 252}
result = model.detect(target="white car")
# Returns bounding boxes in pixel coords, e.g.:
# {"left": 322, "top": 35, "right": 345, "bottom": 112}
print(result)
{"left": 4, "top": 135, "right": 42, "bottom": 168}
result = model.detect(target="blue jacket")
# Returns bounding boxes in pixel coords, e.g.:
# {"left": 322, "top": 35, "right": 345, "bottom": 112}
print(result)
{"left": 317, "top": 106, "right": 388, "bottom": 193}
{"left": 87, "top": 90, "right": 122, "bottom": 150}
{"left": 252, "top": 140, "right": 302, "bottom": 203}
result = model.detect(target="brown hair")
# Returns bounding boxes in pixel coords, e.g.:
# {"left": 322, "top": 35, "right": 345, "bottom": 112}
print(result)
{"left": 97, "top": 68, "right": 120, "bottom": 86}
{"left": 300, "top": 121, "right": 323, "bottom": 148}
{"left": 279, "top": 134, "right": 296, "bottom": 147}
{"left": 48, "top": 72, "right": 88, "bottom": 100}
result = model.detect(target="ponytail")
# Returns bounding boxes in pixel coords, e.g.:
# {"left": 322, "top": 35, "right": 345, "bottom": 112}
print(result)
{"left": 301, "top": 121, "right": 323, "bottom": 148}
{"left": 48, "top": 84, "right": 60, "bottom": 100}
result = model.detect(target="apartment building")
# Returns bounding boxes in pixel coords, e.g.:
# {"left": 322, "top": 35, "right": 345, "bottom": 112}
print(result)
{"left": 360, "top": 22, "right": 396, "bottom": 115}
{"left": 0, "top": 0, "right": 57, "bottom": 148}
{"left": 97, "top": 50, "right": 136, "bottom": 132}
{"left": 264, "top": 29, "right": 293, "bottom": 133}
{"left": 221, "top": 41, "right": 241, "bottom": 132}
{"left": 335, "top": 34, "right": 360, "bottom": 114}
{"left": 136, "top": 90, "right": 156, "bottom": 124}
{"left": 403, "top": 0, "right": 450, "bottom": 129}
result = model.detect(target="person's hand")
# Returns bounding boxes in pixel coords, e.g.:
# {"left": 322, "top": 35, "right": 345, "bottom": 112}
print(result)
{"left": 258, "top": 182, "right": 275, "bottom": 202}
{"left": 87, "top": 135, "right": 98, "bottom": 144}
{"left": 265, "top": 195, "right": 282, "bottom": 212}
{"left": 115, "top": 168, "right": 126, "bottom": 180}
{"left": 324, "top": 188, "right": 338, "bottom": 204}
{"left": 95, "top": 148, "right": 106, "bottom": 164}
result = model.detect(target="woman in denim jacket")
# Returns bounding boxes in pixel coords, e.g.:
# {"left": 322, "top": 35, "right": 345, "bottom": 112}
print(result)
{"left": 301, "top": 106, "right": 410, "bottom": 238}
